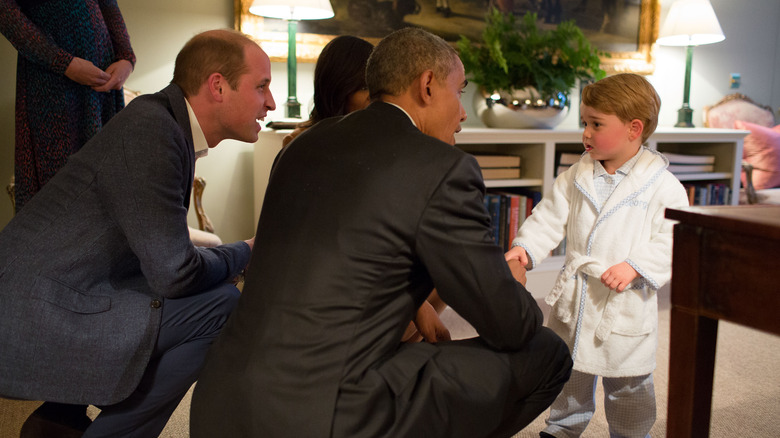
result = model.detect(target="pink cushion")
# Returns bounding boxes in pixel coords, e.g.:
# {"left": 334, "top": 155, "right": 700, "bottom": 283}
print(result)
{"left": 736, "top": 120, "right": 780, "bottom": 190}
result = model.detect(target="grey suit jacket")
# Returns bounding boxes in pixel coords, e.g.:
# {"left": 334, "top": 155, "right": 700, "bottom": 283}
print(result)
{"left": 0, "top": 84, "right": 251, "bottom": 405}
{"left": 191, "top": 102, "right": 543, "bottom": 437}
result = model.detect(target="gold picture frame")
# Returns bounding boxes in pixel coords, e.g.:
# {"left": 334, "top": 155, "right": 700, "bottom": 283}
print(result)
{"left": 234, "top": 0, "right": 347, "bottom": 63}
{"left": 235, "top": 0, "right": 660, "bottom": 74}
{"left": 599, "top": 0, "right": 660, "bottom": 75}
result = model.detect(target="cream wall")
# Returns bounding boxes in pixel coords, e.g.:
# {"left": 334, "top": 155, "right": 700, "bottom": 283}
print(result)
{"left": 0, "top": 0, "right": 779, "bottom": 241}
{"left": 118, "top": 0, "right": 256, "bottom": 244}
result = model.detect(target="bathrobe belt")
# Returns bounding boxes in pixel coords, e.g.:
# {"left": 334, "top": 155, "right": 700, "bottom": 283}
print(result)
{"left": 546, "top": 253, "right": 626, "bottom": 342}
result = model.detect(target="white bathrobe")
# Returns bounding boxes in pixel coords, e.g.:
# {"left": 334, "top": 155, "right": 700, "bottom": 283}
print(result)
{"left": 513, "top": 147, "right": 689, "bottom": 377}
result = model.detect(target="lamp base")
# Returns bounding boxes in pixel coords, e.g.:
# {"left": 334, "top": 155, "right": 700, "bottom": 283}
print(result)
{"left": 286, "top": 96, "right": 301, "bottom": 119}
{"left": 675, "top": 106, "right": 694, "bottom": 128}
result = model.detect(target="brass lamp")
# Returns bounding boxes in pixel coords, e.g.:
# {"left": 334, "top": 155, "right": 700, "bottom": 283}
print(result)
{"left": 656, "top": 0, "right": 725, "bottom": 128}
{"left": 249, "top": 0, "right": 334, "bottom": 118}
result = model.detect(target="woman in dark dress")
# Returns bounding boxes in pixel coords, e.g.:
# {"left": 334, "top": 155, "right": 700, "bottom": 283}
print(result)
{"left": 0, "top": 0, "right": 135, "bottom": 211}
{"left": 282, "top": 35, "right": 374, "bottom": 146}
{"left": 0, "top": 1, "right": 133, "bottom": 434}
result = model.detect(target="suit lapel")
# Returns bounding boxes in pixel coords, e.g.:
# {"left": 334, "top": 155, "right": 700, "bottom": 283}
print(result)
{"left": 161, "top": 84, "right": 195, "bottom": 210}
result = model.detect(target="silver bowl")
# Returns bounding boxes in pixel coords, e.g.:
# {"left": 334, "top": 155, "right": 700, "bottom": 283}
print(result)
{"left": 474, "top": 87, "right": 570, "bottom": 129}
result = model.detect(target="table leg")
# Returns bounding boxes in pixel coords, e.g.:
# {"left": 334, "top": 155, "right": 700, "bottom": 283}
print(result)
{"left": 666, "top": 307, "right": 719, "bottom": 437}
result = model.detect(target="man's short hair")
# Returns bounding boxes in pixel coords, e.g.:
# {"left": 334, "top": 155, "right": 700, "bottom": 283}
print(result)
{"left": 366, "top": 27, "right": 458, "bottom": 101}
{"left": 172, "top": 29, "right": 259, "bottom": 97}
{"left": 581, "top": 73, "right": 661, "bottom": 144}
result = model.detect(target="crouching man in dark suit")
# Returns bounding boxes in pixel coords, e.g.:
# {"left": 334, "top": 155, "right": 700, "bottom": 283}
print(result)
{"left": 0, "top": 29, "right": 275, "bottom": 437}
{"left": 190, "top": 27, "right": 572, "bottom": 438}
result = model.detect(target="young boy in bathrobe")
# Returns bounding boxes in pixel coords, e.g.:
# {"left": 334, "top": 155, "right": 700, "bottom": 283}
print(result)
{"left": 505, "top": 73, "right": 690, "bottom": 438}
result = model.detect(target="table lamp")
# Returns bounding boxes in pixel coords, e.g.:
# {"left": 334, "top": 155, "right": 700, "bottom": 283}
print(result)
{"left": 656, "top": 0, "right": 725, "bottom": 128}
{"left": 250, "top": 0, "right": 334, "bottom": 118}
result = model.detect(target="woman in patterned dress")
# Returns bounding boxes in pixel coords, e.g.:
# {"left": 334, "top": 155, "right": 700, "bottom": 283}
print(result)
{"left": 0, "top": 0, "right": 135, "bottom": 211}
{"left": 0, "top": 1, "right": 133, "bottom": 434}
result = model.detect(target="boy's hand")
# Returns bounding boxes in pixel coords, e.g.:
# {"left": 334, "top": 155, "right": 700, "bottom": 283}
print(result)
{"left": 507, "top": 258, "right": 527, "bottom": 286}
{"left": 504, "top": 245, "right": 529, "bottom": 267}
{"left": 601, "top": 262, "right": 639, "bottom": 292}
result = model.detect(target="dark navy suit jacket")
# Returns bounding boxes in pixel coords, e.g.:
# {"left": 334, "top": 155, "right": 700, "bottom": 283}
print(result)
{"left": 0, "top": 84, "right": 251, "bottom": 405}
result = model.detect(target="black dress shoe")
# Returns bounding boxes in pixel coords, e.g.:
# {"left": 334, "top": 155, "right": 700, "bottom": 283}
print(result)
{"left": 539, "top": 432, "right": 557, "bottom": 438}
{"left": 20, "top": 402, "right": 91, "bottom": 438}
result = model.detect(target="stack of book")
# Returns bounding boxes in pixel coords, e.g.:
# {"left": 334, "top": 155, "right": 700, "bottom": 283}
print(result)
{"left": 472, "top": 154, "right": 522, "bottom": 180}
{"left": 556, "top": 152, "right": 582, "bottom": 176}
{"left": 663, "top": 152, "right": 716, "bottom": 174}
{"left": 558, "top": 151, "right": 718, "bottom": 175}
{"left": 483, "top": 188, "right": 542, "bottom": 251}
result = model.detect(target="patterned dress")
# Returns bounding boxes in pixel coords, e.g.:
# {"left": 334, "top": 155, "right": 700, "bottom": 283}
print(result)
{"left": 0, "top": 0, "right": 135, "bottom": 210}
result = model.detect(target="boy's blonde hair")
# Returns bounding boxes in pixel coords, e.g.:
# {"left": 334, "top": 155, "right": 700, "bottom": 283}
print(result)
{"left": 581, "top": 73, "right": 660, "bottom": 144}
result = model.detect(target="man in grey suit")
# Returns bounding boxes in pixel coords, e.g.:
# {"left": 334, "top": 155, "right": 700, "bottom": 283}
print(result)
{"left": 0, "top": 29, "right": 276, "bottom": 437}
{"left": 190, "top": 27, "right": 572, "bottom": 438}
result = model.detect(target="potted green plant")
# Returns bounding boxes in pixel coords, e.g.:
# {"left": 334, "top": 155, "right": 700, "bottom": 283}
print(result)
{"left": 457, "top": 9, "right": 607, "bottom": 128}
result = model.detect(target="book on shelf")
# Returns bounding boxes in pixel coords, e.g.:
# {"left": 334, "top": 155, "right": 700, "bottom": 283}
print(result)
{"left": 555, "top": 152, "right": 582, "bottom": 176}
{"left": 473, "top": 154, "right": 522, "bottom": 180}
{"left": 662, "top": 152, "right": 716, "bottom": 164}
{"left": 683, "top": 182, "right": 731, "bottom": 206}
{"left": 498, "top": 195, "right": 508, "bottom": 249}
{"left": 472, "top": 154, "right": 522, "bottom": 168}
{"left": 557, "top": 152, "right": 583, "bottom": 166}
{"left": 556, "top": 164, "right": 571, "bottom": 176}
{"left": 668, "top": 163, "right": 716, "bottom": 173}
{"left": 484, "top": 192, "right": 511, "bottom": 251}
{"left": 496, "top": 192, "right": 521, "bottom": 249}
{"left": 485, "top": 194, "right": 501, "bottom": 245}
{"left": 515, "top": 188, "right": 542, "bottom": 218}
{"left": 484, "top": 190, "right": 541, "bottom": 251}
{"left": 480, "top": 167, "right": 522, "bottom": 179}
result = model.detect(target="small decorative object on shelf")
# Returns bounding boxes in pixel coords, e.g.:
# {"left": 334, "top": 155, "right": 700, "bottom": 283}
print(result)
{"left": 458, "top": 9, "right": 607, "bottom": 129}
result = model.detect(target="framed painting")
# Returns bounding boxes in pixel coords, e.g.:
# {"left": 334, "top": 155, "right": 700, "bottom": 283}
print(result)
{"left": 235, "top": 0, "right": 660, "bottom": 74}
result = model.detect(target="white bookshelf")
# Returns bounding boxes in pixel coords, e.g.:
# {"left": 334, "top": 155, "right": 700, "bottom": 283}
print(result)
{"left": 254, "top": 127, "right": 748, "bottom": 297}
{"left": 455, "top": 127, "right": 748, "bottom": 203}
{"left": 453, "top": 127, "right": 748, "bottom": 292}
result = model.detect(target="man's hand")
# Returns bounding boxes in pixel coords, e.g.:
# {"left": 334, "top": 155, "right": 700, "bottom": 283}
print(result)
{"left": 507, "top": 258, "right": 527, "bottom": 286}
{"left": 504, "top": 245, "right": 529, "bottom": 267}
{"left": 230, "top": 237, "right": 255, "bottom": 285}
{"left": 401, "top": 321, "right": 423, "bottom": 343}
{"left": 405, "top": 300, "right": 450, "bottom": 343}
{"left": 64, "top": 57, "right": 111, "bottom": 88}
{"left": 601, "top": 262, "right": 638, "bottom": 292}
{"left": 93, "top": 60, "right": 134, "bottom": 92}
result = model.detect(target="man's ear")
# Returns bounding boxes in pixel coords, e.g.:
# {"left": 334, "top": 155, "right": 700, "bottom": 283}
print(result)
{"left": 418, "top": 70, "right": 435, "bottom": 105}
{"left": 207, "top": 73, "right": 225, "bottom": 101}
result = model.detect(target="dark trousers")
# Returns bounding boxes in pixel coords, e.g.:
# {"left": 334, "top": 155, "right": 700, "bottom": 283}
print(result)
{"left": 332, "top": 326, "right": 573, "bottom": 438}
{"left": 82, "top": 283, "right": 240, "bottom": 438}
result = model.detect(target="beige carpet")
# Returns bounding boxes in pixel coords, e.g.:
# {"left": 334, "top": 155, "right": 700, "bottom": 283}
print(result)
{"left": 2, "top": 286, "right": 779, "bottom": 437}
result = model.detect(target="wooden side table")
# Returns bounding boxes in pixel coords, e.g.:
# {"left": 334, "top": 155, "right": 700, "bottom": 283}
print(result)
{"left": 665, "top": 205, "right": 780, "bottom": 437}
